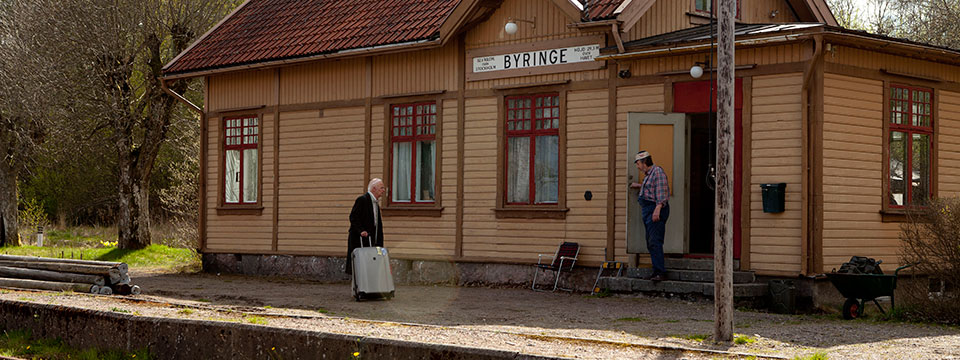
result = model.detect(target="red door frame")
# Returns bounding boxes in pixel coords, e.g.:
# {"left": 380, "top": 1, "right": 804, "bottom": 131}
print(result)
{"left": 672, "top": 79, "right": 743, "bottom": 259}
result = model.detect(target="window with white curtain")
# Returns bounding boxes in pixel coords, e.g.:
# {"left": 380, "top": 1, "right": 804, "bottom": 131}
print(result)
{"left": 391, "top": 102, "right": 436, "bottom": 204}
{"left": 506, "top": 94, "right": 559, "bottom": 205}
{"left": 223, "top": 116, "right": 259, "bottom": 205}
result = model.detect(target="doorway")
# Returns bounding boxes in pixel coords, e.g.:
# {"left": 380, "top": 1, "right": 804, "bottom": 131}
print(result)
{"left": 687, "top": 113, "right": 715, "bottom": 255}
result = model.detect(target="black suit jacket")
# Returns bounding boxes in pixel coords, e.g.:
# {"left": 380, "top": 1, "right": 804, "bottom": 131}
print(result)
{"left": 346, "top": 192, "right": 383, "bottom": 274}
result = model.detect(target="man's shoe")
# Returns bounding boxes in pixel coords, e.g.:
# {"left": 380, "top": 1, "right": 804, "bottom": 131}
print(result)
{"left": 649, "top": 274, "right": 665, "bottom": 282}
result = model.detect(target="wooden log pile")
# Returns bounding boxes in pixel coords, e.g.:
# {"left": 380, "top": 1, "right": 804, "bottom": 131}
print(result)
{"left": 0, "top": 255, "right": 141, "bottom": 295}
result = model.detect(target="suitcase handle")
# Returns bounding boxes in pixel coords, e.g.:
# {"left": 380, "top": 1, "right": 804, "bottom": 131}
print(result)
{"left": 361, "top": 235, "right": 374, "bottom": 248}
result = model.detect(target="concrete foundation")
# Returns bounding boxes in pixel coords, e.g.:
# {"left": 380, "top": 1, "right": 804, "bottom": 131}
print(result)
{"left": 0, "top": 299, "right": 561, "bottom": 360}
{"left": 203, "top": 253, "right": 600, "bottom": 291}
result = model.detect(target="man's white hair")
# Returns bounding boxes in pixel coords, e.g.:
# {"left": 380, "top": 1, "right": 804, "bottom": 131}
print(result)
{"left": 367, "top": 178, "right": 383, "bottom": 192}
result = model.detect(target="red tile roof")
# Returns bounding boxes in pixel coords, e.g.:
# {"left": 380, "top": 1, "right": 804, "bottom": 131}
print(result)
{"left": 583, "top": 0, "right": 623, "bottom": 21}
{"left": 164, "top": 0, "right": 460, "bottom": 75}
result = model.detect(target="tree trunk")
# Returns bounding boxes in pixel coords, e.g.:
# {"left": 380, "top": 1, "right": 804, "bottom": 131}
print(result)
{"left": 117, "top": 157, "right": 151, "bottom": 250}
{"left": 0, "top": 130, "right": 18, "bottom": 247}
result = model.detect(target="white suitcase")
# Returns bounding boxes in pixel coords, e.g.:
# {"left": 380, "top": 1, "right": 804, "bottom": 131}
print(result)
{"left": 351, "top": 236, "right": 395, "bottom": 301}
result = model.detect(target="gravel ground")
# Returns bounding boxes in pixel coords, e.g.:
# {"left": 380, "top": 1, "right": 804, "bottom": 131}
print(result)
{"left": 1, "top": 269, "right": 958, "bottom": 360}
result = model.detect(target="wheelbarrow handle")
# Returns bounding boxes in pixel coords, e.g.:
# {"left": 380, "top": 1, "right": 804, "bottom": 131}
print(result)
{"left": 894, "top": 262, "right": 919, "bottom": 276}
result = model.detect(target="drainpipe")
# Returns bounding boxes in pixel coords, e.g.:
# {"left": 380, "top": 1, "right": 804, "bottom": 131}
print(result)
{"left": 801, "top": 35, "right": 824, "bottom": 276}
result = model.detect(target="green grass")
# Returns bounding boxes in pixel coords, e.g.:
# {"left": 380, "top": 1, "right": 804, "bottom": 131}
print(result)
{"left": 316, "top": 308, "right": 330, "bottom": 314}
{"left": 615, "top": 317, "right": 647, "bottom": 322}
{"left": 733, "top": 334, "right": 756, "bottom": 345}
{"left": 0, "top": 244, "right": 199, "bottom": 270}
{"left": 109, "top": 307, "right": 130, "bottom": 314}
{"left": 246, "top": 316, "right": 268, "bottom": 325}
{"left": 177, "top": 309, "right": 195, "bottom": 315}
{"left": 792, "top": 352, "right": 829, "bottom": 360}
{"left": 681, "top": 333, "right": 710, "bottom": 342}
{"left": 0, "top": 329, "right": 152, "bottom": 360}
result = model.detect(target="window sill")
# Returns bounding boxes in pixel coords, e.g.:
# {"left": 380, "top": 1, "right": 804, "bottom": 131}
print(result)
{"left": 217, "top": 206, "right": 264, "bottom": 216}
{"left": 494, "top": 207, "right": 569, "bottom": 220}
{"left": 879, "top": 209, "right": 926, "bottom": 223}
{"left": 381, "top": 206, "right": 444, "bottom": 217}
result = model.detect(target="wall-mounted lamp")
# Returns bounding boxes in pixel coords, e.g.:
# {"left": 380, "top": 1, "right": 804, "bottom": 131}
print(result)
{"left": 504, "top": 17, "right": 536, "bottom": 35}
{"left": 690, "top": 61, "right": 708, "bottom": 79}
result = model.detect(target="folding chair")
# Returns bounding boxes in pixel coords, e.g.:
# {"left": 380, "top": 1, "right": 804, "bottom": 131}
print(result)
{"left": 532, "top": 242, "right": 580, "bottom": 292}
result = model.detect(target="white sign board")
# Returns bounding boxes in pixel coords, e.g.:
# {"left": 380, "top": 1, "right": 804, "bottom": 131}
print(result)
{"left": 472, "top": 44, "right": 600, "bottom": 73}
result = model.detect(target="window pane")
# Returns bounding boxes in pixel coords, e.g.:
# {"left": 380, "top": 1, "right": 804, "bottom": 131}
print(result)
{"left": 225, "top": 150, "right": 240, "bottom": 203}
{"left": 534, "top": 135, "right": 559, "bottom": 204}
{"left": 913, "top": 133, "right": 930, "bottom": 206}
{"left": 393, "top": 142, "right": 412, "bottom": 202}
{"left": 889, "top": 131, "right": 906, "bottom": 206}
{"left": 416, "top": 140, "right": 435, "bottom": 202}
{"left": 242, "top": 148, "right": 258, "bottom": 203}
{"left": 507, "top": 137, "right": 530, "bottom": 203}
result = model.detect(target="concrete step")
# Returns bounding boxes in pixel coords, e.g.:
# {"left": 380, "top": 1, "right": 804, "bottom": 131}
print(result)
{"left": 664, "top": 258, "right": 741, "bottom": 271}
{"left": 599, "top": 277, "right": 769, "bottom": 298}
{"left": 625, "top": 268, "right": 755, "bottom": 284}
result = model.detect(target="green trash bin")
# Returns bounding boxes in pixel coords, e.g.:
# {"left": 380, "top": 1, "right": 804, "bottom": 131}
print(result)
{"left": 760, "top": 183, "right": 786, "bottom": 213}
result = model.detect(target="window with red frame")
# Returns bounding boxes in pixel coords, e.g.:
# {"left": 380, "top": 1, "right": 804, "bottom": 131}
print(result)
{"left": 694, "top": 0, "right": 740, "bottom": 17}
{"left": 224, "top": 116, "right": 259, "bottom": 204}
{"left": 505, "top": 94, "right": 559, "bottom": 205}
{"left": 888, "top": 85, "right": 933, "bottom": 208}
{"left": 390, "top": 102, "right": 436, "bottom": 204}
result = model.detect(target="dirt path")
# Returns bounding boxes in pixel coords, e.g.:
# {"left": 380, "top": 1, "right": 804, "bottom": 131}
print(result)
{"left": 2, "top": 270, "right": 959, "bottom": 359}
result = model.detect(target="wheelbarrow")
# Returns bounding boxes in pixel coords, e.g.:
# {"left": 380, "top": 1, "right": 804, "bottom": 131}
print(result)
{"left": 825, "top": 263, "right": 915, "bottom": 320}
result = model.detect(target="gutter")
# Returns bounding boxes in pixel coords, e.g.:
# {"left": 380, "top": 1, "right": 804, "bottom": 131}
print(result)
{"left": 162, "top": 39, "right": 439, "bottom": 81}
{"left": 800, "top": 35, "right": 824, "bottom": 276}
{"left": 596, "top": 34, "right": 808, "bottom": 61}
{"left": 160, "top": 80, "right": 203, "bottom": 116}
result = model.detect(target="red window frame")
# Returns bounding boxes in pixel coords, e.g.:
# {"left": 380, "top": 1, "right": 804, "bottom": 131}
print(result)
{"left": 888, "top": 84, "right": 933, "bottom": 209}
{"left": 390, "top": 101, "right": 437, "bottom": 204}
{"left": 505, "top": 93, "right": 560, "bottom": 205}
{"left": 223, "top": 115, "right": 259, "bottom": 205}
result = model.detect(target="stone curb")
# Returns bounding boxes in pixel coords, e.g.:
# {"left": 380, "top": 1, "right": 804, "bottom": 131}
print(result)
{"left": 0, "top": 299, "right": 564, "bottom": 360}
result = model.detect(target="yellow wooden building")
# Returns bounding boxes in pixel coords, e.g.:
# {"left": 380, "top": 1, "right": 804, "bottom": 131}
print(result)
{"left": 162, "top": 0, "right": 960, "bottom": 291}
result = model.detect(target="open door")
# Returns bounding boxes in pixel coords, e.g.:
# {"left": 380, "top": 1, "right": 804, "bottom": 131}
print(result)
{"left": 627, "top": 113, "right": 686, "bottom": 254}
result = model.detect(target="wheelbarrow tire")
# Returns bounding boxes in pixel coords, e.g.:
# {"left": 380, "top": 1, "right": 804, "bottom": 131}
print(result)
{"left": 842, "top": 298, "right": 860, "bottom": 320}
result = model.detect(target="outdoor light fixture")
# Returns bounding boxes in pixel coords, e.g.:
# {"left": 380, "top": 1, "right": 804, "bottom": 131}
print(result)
{"left": 690, "top": 61, "right": 708, "bottom": 79}
{"left": 504, "top": 17, "right": 535, "bottom": 35}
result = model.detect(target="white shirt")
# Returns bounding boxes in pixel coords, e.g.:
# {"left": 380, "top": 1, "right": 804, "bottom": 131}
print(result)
{"left": 368, "top": 191, "right": 379, "bottom": 227}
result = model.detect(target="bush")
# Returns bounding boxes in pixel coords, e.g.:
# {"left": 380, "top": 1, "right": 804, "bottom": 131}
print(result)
{"left": 898, "top": 197, "right": 960, "bottom": 324}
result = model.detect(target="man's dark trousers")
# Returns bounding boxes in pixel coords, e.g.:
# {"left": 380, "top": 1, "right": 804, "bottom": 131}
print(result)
{"left": 641, "top": 199, "right": 669, "bottom": 276}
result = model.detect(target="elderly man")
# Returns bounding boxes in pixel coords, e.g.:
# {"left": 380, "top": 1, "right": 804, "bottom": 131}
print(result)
{"left": 346, "top": 178, "right": 387, "bottom": 275}
{"left": 630, "top": 151, "right": 670, "bottom": 282}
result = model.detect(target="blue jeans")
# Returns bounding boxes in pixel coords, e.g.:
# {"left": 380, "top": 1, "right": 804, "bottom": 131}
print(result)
{"left": 641, "top": 199, "right": 669, "bottom": 275}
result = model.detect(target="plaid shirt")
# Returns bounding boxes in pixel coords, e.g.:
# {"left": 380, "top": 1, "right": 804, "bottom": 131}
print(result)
{"left": 639, "top": 165, "right": 669, "bottom": 206}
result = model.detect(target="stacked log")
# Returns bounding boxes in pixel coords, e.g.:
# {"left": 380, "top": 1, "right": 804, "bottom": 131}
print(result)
{"left": 0, "top": 255, "right": 141, "bottom": 295}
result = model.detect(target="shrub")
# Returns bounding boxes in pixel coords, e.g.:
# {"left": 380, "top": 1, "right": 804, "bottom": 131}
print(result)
{"left": 898, "top": 197, "right": 960, "bottom": 324}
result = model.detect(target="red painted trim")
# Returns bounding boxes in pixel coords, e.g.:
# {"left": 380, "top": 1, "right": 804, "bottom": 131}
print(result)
{"left": 505, "top": 93, "right": 560, "bottom": 205}
{"left": 888, "top": 84, "right": 933, "bottom": 208}
{"left": 223, "top": 115, "right": 259, "bottom": 205}
{"left": 672, "top": 80, "right": 743, "bottom": 259}
{"left": 390, "top": 102, "right": 437, "bottom": 204}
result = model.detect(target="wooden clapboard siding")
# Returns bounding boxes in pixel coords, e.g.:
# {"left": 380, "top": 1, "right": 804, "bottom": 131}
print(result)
{"left": 373, "top": 44, "right": 458, "bottom": 97}
{"left": 279, "top": 59, "right": 365, "bottom": 105}
{"left": 622, "top": 0, "right": 799, "bottom": 43}
{"left": 614, "top": 84, "right": 664, "bottom": 264}
{"left": 564, "top": 89, "right": 610, "bottom": 265}
{"left": 820, "top": 73, "right": 902, "bottom": 271}
{"left": 208, "top": 69, "right": 275, "bottom": 111}
{"left": 465, "top": 0, "right": 579, "bottom": 50}
{"left": 204, "top": 113, "right": 275, "bottom": 252}
{"left": 941, "top": 91, "right": 960, "bottom": 196}
{"left": 379, "top": 100, "right": 459, "bottom": 259}
{"left": 749, "top": 73, "right": 803, "bottom": 274}
{"left": 827, "top": 46, "right": 960, "bottom": 84}
{"left": 276, "top": 108, "right": 366, "bottom": 254}
{"left": 629, "top": 44, "right": 808, "bottom": 77}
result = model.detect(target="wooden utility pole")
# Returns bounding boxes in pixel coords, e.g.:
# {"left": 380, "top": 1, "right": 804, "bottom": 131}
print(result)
{"left": 714, "top": 0, "right": 736, "bottom": 343}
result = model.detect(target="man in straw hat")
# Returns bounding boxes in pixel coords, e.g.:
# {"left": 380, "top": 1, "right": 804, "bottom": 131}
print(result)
{"left": 630, "top": 151, "right": 670, "bottom": 282}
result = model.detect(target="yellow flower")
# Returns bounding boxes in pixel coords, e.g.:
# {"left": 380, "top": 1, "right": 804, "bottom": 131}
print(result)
{"left": 353, "top": 352, "right": 360, "bottom": 357}
{"left": 271, "top": 347, "right": 275, "bottom": 351}
{"left": 26, "top": 346, "right": 30, "bottom": 350}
